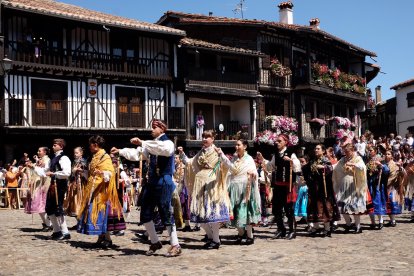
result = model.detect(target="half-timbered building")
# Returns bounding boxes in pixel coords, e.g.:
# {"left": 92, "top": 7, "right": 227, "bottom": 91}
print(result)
{"left": 0, "top": 0, "right": 185, "bottom": 159}
{"left": 158, "top": 2, "right": 380, "bottom": 146}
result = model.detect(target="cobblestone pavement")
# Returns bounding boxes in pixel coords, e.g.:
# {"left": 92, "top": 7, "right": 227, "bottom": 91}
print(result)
{"left": 0, "top": 209, "right": 413, "bottom": 276}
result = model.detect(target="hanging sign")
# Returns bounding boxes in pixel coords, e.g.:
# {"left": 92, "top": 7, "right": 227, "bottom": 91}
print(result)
{"left": 87, "top": 79, "right": 98, "bottom": 98}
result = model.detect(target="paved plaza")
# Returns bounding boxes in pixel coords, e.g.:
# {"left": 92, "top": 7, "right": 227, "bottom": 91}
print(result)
{"left": 0, "top": 209, "right": 413, "bottom": 275}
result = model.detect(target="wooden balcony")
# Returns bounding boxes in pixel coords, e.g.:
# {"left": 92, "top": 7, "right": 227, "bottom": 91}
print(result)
{"left": 2, "top": 98, "right": 185, "bottom": 130}
{"left": 187, "top": 67, "right": 257, "bottom": 92}
{"left": 259, "top": 68, "right": 291, "bottom": 89}
{"left": 6, "top": 42, "right": 171, "bottom": 80}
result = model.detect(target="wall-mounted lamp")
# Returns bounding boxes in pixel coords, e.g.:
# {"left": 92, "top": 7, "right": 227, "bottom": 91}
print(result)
{"left": 1, "top": 56, "right": 12, "bottom": 75}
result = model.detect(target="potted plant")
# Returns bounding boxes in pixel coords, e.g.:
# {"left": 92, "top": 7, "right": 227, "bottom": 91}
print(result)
{"left": 309, "top": 118, "right": 326, "bottom": 139}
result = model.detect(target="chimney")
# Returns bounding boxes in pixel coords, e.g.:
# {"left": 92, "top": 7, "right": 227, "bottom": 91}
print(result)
{"left": 375, "top": 85, "right": 382, "bottom": 104}
{"left": 278, "top": 1, "right": 294, "bottom": 24}
{"left": 309, "top": 18, "right": 320, "bottom": 29}
{"left": 208, "top": 11, "right": 213, "bottom": 17}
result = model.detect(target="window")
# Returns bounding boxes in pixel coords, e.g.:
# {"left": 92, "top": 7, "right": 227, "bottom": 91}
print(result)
{"left": 116, "top": 86, "right": 145, "bottom": 128}
{"left": 407, "top": 92, "right": 414, "bottom": 107}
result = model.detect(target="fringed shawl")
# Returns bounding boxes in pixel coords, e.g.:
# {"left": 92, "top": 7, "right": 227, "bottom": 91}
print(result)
{"left": 386, "top": 160, "right": 406, "bottom": 204}
{"left": 185, "top": 146, "right": 230, "bottom": 219}
{"left": 77, "top": 149, "right": 121, "bottom": 226}
{"left": 333, "top": 154, "right": 367, "bottom": 196}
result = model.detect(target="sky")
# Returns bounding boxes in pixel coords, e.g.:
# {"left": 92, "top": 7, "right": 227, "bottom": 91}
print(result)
{"left": 61, "top": 0, "right": 414, "bottom": 101}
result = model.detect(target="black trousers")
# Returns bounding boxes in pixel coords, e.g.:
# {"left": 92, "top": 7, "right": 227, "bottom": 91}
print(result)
{"left": 46, "top": 180, "right": 68, "bottom": 217}
{"left": 272, "top": 186, "right": 296, "bottom": 232}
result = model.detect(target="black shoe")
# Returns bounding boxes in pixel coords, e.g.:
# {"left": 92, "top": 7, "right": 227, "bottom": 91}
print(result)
{"left": 203, "top": 241, "right": 220, "bottom": 249}
{"left": 193, "top": 226, "right": 201, "bottom": 231}
{"left": 245, "top": 237, "right": 254, "bottom": 245}
{"left": 355, "top": 227, "right": 362, "bottom": 234}
{"left": 42, "top": 223, "right": 53, "bottom": 232}
{"left": 146, "top": 241, "right": 162, "bottom": 256}
{"left": 286, "top": 232, "right": 296, "bottom": 240}
{"left": 100, "top": 239, "right": 113, "bottom": 249}
{"left": 182, "top": 225, "right": 193, "bottom": 232}
{"left": 274, "top": 230, "right": 286, "bottom": 239}
{"left": 135, "top": 232, "right": 149, "bottom": 241}
{"left": 343, "top": 224, "right": 352, "bottom": 233}
{"left": 50, "top": 231, "right": 63, "bottom": 240}
{"left": 201, "top": 234, "right": 210, "bottom": 242}
{"left": 330, "top": 224, "right": 338, "bottom": 232}
{"left": 234, "top": 235, "right": 244, "bottom": 245}
{"left": 378, "top": 223, "right": 384, "bottom": 230}
{"left": 57, "top": 233, "right": 71, "bottom": 240}
{"left": 297, "top": 217, "right": 307, "bottom": 225}
{"left": 68, "top": 225, "right": 78, "bottom": 231}
{"left": 308, "top": 229, "right": 318, "bottom": 237}
{"left": 409, "top": 218, "right": 414, "bottom": 223}
{"left": 386, "top": 221, "right": 397, "bottom": 227}
{"left": 369, "top": 224, "right": 376, "bottom": 230}
{"left": 323, "top": 230, "right": 332, "bottom": 237}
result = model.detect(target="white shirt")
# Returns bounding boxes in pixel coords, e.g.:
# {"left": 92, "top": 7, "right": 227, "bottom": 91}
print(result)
{"left": 52, "top": 150, "right": 71, "bottom": 179}
{"left": 266, "top": 147, "right": 301, "bottom": 173}
{"left": 119, "top": 133, "right": 175, "bottom": 162}
{"left": 34, "top": 155, "right": 50, "bottom": 177}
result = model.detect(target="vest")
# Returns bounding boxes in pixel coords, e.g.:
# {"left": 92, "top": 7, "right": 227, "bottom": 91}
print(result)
{"left": 272, "top": 148, "right": 295, "bottom": 184}
{"left": 50, "top": 152, "right": 67, "bottom": 185}
{"left": 149, "top": 135, "right": 174, "bottom": 178}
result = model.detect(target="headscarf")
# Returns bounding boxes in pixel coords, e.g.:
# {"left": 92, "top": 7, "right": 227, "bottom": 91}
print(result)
{"left": 151, "top": 119, "right": 167, "bottom": 132}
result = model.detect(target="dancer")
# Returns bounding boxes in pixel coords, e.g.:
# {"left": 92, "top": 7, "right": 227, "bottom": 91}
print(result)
{"left": 45, "top": 139, "right": 72, "bottom": 240}
{"left": 303, "top": 145, "right": 339, "bottom": 237}
{"left": 333, "top": 143, "right": 368, "bottom": 234}
{"left": 266, "top": 134, "right": 301, "bottom": 240}
{"left": 77, "top": 135, "right": 122, "bottom": 248}
{"left": 217, "top": 139, "right": 261, "bottom": 245}
{"left": 366, "top": 146, "right": 388, "bottom": 229}
{"left": 112, "top": 119, "right": 182, "bottom": 257}
{"left": 384, "top": 150, "right": 405, "bottom": 226}
{"left": 25, "top": 147, "right": 52, "bottom": 231}
{"left": 178, "top": 130, "right": 230, "bottom": 249}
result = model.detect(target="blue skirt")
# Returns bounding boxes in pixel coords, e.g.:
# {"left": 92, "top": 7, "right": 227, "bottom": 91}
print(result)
{"left": 386, "top": 188, "right": 402, "bottom": 215}
{"left": 77, "top": 203, "right": 109, "bottom": 235}
{"left": 294, "top": 186, "right": 308, "bottom": 217}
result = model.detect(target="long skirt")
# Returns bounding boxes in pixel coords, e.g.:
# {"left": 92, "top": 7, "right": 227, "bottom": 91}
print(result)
{"left": 191, "top": 202, "right": 230, "bottom": 224}
{"left": 228, "top": 180, "right": 261, "bottom": 228}
{"left": 386, "top": 187, "right": 403, "bottom": 215}
{"left": 77, "top": 203, "right": 108, "bottom": 235}
{"left": 107, "top": 204, "right": 126, "bottom": 232}
{"left": 294, "top": 185, "right": 308, "bottom": 217}
{"left": 367, "top": 176, "right": 387, "bottom": 215}
{"left": 180, "top": 185, "right": 191, "bottom": 221}
{"left": 25, "top": 177, "right": 50, "bottom": 214}
{"left": 64, "top": 181, "right": 83, "bottom": 217}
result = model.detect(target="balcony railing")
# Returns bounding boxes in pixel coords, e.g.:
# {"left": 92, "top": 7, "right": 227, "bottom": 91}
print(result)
{"left": 259, "top": 68, "right": 291, "bottom": 88}
{"left": 187, "top": 67, "right": 257, "bottom": 91}
{"left": 189, "top": 121, "right": 251, "bottom": 140}
{"left": 6, "top": 42, "right": 171, "bottom": 78}
{"left": 2, "top": 98, "right": 185, "bottom": 130}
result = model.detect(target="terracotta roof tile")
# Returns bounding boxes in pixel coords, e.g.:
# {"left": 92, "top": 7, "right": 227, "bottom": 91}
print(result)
{"left": 390, "top": 78, "right": 414, "bottom": 90}
{"left": 159, "top": 11, "right": 376, "bottom": 57}
{"left": 2, "top": 0, "right": 185, "bottom": 36}
{"left": 180, "top": 38, "right": 263, "bottom": 56}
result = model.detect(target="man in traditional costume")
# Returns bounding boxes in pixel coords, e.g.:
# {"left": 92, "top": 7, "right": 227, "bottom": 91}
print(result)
{"left": 111, "top": 120, "right": 182, "bottom": 257}
{"left": 45, "top": 139, "right": 72, "bottom": 240}
{"left": 77, "top": 136, "right": 122, "bottom": 248}
{"left": 25, "top": 147, "right": 52, "bottom": 230}
{"left": 266, "top": 134, "right": 301, "bottom": 240}
{"left": 217, "top": 139, "right": 261, "bottom": 245}
{"left": 333, "top": 142, "right": 368, "bottom": 234}
{"left": 178, "top": 130, "right": 230, "bottom": 249}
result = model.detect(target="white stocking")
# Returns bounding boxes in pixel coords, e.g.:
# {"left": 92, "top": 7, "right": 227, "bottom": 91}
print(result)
{"left": 144, "top": 221, "right": 159, "bottom": 244}
{"left": 167, "top": 225, "right": 179, "bottom": 246}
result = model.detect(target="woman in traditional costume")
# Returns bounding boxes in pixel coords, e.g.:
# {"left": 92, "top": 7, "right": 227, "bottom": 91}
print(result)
{"left": 217, "top": 139, "right": 261, "bottom": 245}
{"left": 65, "top": 147, "right": 87, "bottom": 217}
{"left": 333, "top": 143, "right": 368, "bottom": 234}
{"left": 303, "top": 144, "right": 340, "bottom": 237}
{"left": 178, "top": 130, "right": 230, "bottom": 249}
{"left": 77, "top": 136, "right": 122, "bottom": 248}
{"left": 384, "top": 150, "right": 406, "bottom": 226}
{"left": 25, "top": 147, "right": 52, "bottom": 231}
{"left": 174, "top": 154, "right": 191, "bottom": 231}
{"left": 366, "top": 146, "right": 388, "bottom": 229}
